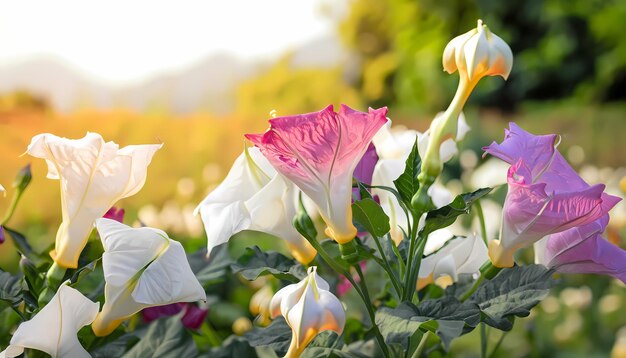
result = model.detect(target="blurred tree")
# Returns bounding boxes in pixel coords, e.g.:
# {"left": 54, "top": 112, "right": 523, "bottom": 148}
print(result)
{"left": 338, "top": 0, "right": 626, "bottom": 112}
{"left": 235, "top": 54, "right": 363, "bottom": 117}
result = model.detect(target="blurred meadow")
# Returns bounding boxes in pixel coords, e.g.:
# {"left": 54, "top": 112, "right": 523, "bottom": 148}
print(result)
{"left": 1, "top": 0, "right": 626, "bottom": 356}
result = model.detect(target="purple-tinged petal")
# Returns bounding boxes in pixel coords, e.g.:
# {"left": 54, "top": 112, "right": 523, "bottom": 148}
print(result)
{"left": 353, "top": 143, "right": 379, "bottom": 201}
{"left": 0, "top": 226, "right": 5, "bottom": 244}
{"left": 246, "top": 105, "right": 388, "bottom": 244}
{"left": 142, "top": 303, "right": 184, "bottom": 323}
{"left": 181, "top": 304, "right": 208, "bottom": 330}
{"left": 103, "top": 207, "right": 125, "bottom": 223}
{"left": 491, "top": 159, "right": 617, "bottom": 267}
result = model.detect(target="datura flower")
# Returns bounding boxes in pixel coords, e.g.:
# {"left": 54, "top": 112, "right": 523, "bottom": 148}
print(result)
{"left": 270, "top": 266, "right": 345, "bottom": 358}
{"left": 420, "top": 20, "right": 510, "bottom": 185}
{"left": 0, "top": 284, "right": 99, "bottom": 358}
{"left": 91, "top": 218, "right": 206, "bottom": 336}
{"left": 246, "top": 104, "right": 388, "bottom": 244}
{"left": 417, "top": 235, "right": 488, "bottom": 290}
{"left": 484, "top": 124, "right": 620, "bottom": 267}
{"left": 443, "top": 19, "right": 513, "bottom": 81}
{"left": 535, "top": 215, "right": 626, "bottom": 283}
{"left": 195, "top": 146, "right": 316, "bottom": 264}
{"left": 26, "top": 132, "right": 161, "bottom": 269}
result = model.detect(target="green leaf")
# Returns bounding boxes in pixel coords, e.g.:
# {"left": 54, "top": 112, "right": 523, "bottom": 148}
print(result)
{"left": 202, "top": 336, "right": 256, "bottom": 358}
{"left": 422, "top": 187, "right": 492, "bottom": 235}
{"left": 190, "top": 244, "right": 233, "bottom": 285}
{"left": 122, "top": 316, "right": 198, "bottom": 358}
{"left": 294, "top": 193, "right": 318, "bottom": 242}
{"left": 70, "top": 259, "right": 99, "bottom": 285}
{"left": 244, "top": 317, "right": 292, "bottom": 356}
{"left": 0, "top": 269, "right": 23, "bottom": 306}
{"left": 352, "top": 198, "right": 390, "bottom": 238}
{"left": 231, "top": 246, "right": 306, "bottom": 282}
{"left": 467, "top": 264, "right": 555, "bottom": 331}
{"left": 2, "top": 226, "right": 49, "bottom": 267}
{"left": 393, "top": 137, "right": 421, "bottom": 205}
{"left": 301, "top": 331, "right": 370, "bottom": 358}
{"left": 376, "top": 298, "right": 479, "bottom": 351}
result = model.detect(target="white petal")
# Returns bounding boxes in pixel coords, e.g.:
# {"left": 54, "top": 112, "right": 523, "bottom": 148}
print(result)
{"left": 0, "top": 345, "right": 24, "bottom": 358}
{"left": 432, "top": 254, "right": 458, "bottom": 281}
{"left": 455, "top": 112, "right": 470, "bottom": 141}
{"left": 199, "top": 201, "right": 252, "bottom": 257}
{"left": 286, "top": 284, "right": 322, "bottom": 347}
{"left": 317, "top": 290, "right": 346, "bottom": 334}
{"left": 428, "top": 183, "right": 454, "bottom": 209}
{"left": 270, "top": 284, "right": 298, "bottom": 318}
{"left": 534, "top": 237, "right": 549, "bottom": 265}
{"left": 132, "top": 240, "right": 206, "bottom": 304}
{"left": 97, "top": 218, "right": 169, "bottom": 287}
{"left": 464, "top": 27, "right": 489, "bottom": 80}
{"left": 9, "top": 284, "right": 98, "bottom": 358}
{"left": 116, "top": 144, "right": 163, "bottom": 197}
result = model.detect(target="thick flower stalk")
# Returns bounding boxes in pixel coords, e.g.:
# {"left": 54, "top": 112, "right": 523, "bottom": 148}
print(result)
{"left": 91, "top": 218, "right": 206, "bottom": 336}
{"left": 484, "top": 124, "right": 621, "bottom": 267}
{"left": 246, "top": 104, "right": 388, "bottom": 245}
{"left": 535, "top": 215, "right": 626, "bottom": 283}
{"left": 270, "top": 266, "right": 345, "bottom": 358}
{"left": 418, "top": 19, "right": 512, "bottom": 189}
{"left": 26, "top": 132, "right": 161, "bottom": 269}
{"left": 195, "top": 146, "right": 316, "bottom": 264}
{"left": 0, "top": 284, "right": 99, "bottom": 358}
{"left": 417, "top": 235, "right": 488, "bottom": 289}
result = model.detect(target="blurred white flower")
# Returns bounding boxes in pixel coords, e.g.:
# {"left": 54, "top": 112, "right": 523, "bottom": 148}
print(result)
{"left": 91, "top": 218, "right": 206, "bottom": 336}
{"left": 418, "top": 235, "right": 488, "bottom": 289}
{"left": 270, "top": 266, "right": 345, "bottom": 358}
{"left": 195, "top": 147, "right": 316, "bottom": 264}
{"left": 0, "top": 284, "right": 99, "bottom": 358}
{"left": 26, "top": 132, "right": 161, "bottom": 268}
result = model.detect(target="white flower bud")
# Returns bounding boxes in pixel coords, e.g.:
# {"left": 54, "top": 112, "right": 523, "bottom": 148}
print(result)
{"left": 443, "top": 19, "right": 513, "bottom": 81}
{"left": 270, "top": 266, "right": 345, "bottom": 357}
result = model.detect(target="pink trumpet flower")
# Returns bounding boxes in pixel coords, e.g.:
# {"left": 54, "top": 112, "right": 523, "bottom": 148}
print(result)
{"left": 103, "top": 207, "right": 125, "bottom": 223}
{"left": 142, "top": 303, "right": 208, "bottom": 330}
{"left": 484, "top": 124, "right": 620, "bottom": 267}
{"left": 246, "top": 105, "right": 388, "bottom": 244}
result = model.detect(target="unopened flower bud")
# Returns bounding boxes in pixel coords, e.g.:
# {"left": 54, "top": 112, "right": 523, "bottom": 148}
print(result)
{"left": 443, "top": 19, "right": 513, "bottom": 81}
{"left": 13, "top": 164, "right": 32, "bottom": 193}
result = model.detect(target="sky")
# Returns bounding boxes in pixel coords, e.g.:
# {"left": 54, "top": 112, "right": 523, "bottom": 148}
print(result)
{"left": 0, "top": 0, "right": 345, "bottom": 85}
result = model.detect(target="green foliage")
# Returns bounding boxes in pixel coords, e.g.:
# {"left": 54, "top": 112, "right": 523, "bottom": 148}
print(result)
{"left": 122, "top": 316, "right": 198, "bottom": 357}
{"left": 0, "top": 269, "right": 22, "bottom": 306}
{"left": 393, "top": 138, "right": 421, "bottom": 207}
{"left": 245, "top": 317, "right": 292, "bottom": 356}
{"left": 467, "top": 264, "right": 555, "bottom": 331}
{"left": 352, "top": 198, "right": 391, "bottom": 237}
{"left": 422, "top": 187, "right": 492, "bottom": 235}
{"left": 231, "top": 246, "right": 306, "bottom": 282}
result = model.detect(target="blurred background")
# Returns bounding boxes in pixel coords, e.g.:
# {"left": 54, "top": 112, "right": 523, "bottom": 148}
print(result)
{"left": 1, "top": 0, "right": 626, "bottom": 356}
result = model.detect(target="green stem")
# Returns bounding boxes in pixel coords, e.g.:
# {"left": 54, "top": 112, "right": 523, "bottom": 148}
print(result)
{"left": 354, "top": 263, "right": 391, "bottom": 358}
{"left": 488, "top": 330, "right": 508, "bottom": 358}
{"left": 460, "top": 261, "right": 501, "bottom": 302}
{"left": 306, "top": 239, "right": 390, "bottom": 358}
{"left": 480, "top": 323, "right": 488, "bottom": 358}
{"left": 371, "top": 234, "right": 402, "bottom": 298}
{"left": 201, "top": 322, "right": 222, "bottom": 347}
{"left": 1, "top": 190, "right": 24, "bottom": 225}
{"left": 475, "top": 199, "right": 488, "bottom": 246}
{"left": 411, "top": 331, "right": 430, "bottom": 358}
{"left": 406, "top": 233, "right": 428, "bottom": 303}
{"left": 402, "top": 212, "right": 420, "bottom": 301}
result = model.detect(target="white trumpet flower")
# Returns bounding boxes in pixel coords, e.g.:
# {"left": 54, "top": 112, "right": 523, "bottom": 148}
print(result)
{"left": 269, "top": 267, "right": 345, "bottom": 358}
{"left": 196, "top": 146, "right": 316, "bottom": 264}
{"left": 417, "top": 235, "right": 488, "bottom": 289}
{"left": 443, "top": 19, "right": 513, "bottom": 81}
{"left": 91, "top": 218, "right": 206, "bottom": 336}
{"left": 26, "top": 132, "right": 161, "bottom": 269}
{"left": 0, "top": 284, "right": 99, "bottom": 358}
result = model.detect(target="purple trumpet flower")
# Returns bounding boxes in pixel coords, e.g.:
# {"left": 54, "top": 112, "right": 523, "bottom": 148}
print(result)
{"left": 142, "top": 303, "right": 208, "bottom": 330}
{"left": 484, "top": 123, "right": 621, "bottom": 268}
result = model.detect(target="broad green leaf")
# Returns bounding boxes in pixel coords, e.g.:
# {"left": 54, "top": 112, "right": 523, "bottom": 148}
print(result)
{"left": 301, "top": 331, "right": 370, "bottom": 358}
{"left": 393, "top": 138, "right": 421, "bottom": 205}
{"left": 190, "top": 244, "right": 233, "bottom": 285}
{"left": 352, "top": 198, "right": 390, "bottom": 238}
{"left": 0, "top": 269, "right": 22, "bottom": 306}
{"left": 202, "top": 336, "right": 256, "bottom": 358}
{"left": 3, "top": 226, "right": 49, "bottom": 267}
{"left": 376, "top": 298, "right": 479, "bottom": 351}
{"left": 122, "top": 316, "right": 198, "bottom": 358}
{"left": 231, "top": 246, "right": 306, "bottom": 282}
{"left": 244, "top": 317, "right": 292, "bottom": 356}
{"left": 467, "top": 264, "right": 555, "bottom": 331}
{"left": 70, "top": 259, "right": 99, "bottom": 285}
{"left": 422, "top": 187, "right": 492, "bottom": 235}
